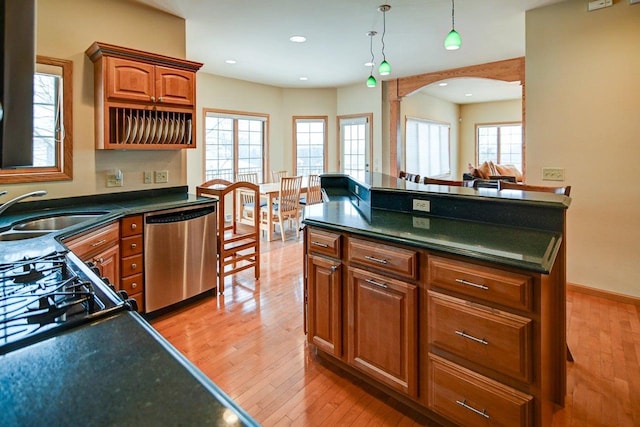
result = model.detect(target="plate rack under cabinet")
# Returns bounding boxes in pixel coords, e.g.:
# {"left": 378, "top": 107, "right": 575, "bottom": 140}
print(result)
{"left": 86, "top": 41, "right": 203, "bottom": 150}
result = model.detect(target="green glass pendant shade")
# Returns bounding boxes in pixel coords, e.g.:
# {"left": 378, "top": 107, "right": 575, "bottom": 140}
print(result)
{"left": 378, "top": 60, "right": 391, "bottom": 76}
{"left": 366, "top": 74, "right": 377, "bottom": 88}
{"left": 444, "top": 29, "right": 461, "bottom": 50}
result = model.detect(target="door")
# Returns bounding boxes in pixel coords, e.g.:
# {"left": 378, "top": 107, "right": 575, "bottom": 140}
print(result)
{"left": 339, "top": 115, "right": 372, "bottom": 180}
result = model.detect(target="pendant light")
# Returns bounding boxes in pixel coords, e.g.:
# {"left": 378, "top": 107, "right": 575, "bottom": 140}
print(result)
{"left": 444, "top": 0, "right": 462, "bottom": 50}
{"left": 378, "top": 5, "right": 391, "bottom": 76}
{"left": 366, "top": 31, "right": 377, "bottom": 88}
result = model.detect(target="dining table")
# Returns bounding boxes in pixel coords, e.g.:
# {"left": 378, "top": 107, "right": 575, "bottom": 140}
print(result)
{"left": 258, "top": 176, "right": 308, "bottom": 241}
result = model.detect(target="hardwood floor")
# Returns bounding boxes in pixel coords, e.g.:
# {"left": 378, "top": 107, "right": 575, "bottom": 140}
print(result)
{"left": 151, "top": 237, "right": 640, "bottom": 427}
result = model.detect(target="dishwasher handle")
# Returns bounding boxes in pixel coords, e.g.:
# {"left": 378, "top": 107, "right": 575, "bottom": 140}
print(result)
{"left": 145, "top": 206, "right": 215, "bottom": 224}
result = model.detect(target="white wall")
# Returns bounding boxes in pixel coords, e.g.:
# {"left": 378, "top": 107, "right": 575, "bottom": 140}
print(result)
{"left": 527, "top": 0, "right": 640, "bottom": 297}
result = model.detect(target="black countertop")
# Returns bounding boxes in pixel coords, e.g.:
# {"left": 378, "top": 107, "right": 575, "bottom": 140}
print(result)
{"left": 0, "top": 311, "right": 257, "bottom": 426}
{"left": 304, "top": 198, "right": 562, "bottom": 274}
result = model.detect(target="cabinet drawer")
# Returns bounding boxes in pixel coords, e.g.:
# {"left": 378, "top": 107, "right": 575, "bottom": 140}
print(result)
{"left": 428, "top": 255, "right": 533, "bottom": 312}
{"left": 308, "top": 228, "right": 341, "bottom": 258}
{"left": 428, "top": 291, "right": 532, "bottom": 383}
{"left": 126, "top": 291, "right": 144, "bottom": 313}
{"left": 121, "top": 273, "right": 143, "bottom": 296}
{"left": 121, "top": 215, "right": 143, "bottom": 238}
{"left": 64, "top": 223, "right": 119, "bottom": 259}
{"left": 428, "top": 353, "right": 533, "bottom": 427}
{"left": 348, "top": 237, "right": 417, "bottom": 280}
{"left": 121, "top": 254, "right": 143, "bottom": 276}
{"left": 121, "top": 235, "right": 143, "bottom": 257}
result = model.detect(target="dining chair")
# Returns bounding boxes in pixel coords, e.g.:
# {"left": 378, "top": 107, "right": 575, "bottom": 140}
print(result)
{"left": 197, "top": 179, "right": 260, "bottom": 294}
{"left": 423, "top": 177, "right": 474, "bottom": 187}
{"left": 235, "top": 172, "right": 266, "bottom": 227}
{"left": 261, "top": 175, "right": 302, "bottom": 242}
{"left": 271, "top": 170, "right": 289, "bottom": 182}
{"left": 299, "top": 174, "right": 323, "bottom": 219}
{"left": 498, "top": 181, "right": 572, "bottom": 196}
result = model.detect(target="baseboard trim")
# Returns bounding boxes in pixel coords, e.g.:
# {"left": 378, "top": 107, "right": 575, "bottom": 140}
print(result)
{"left": 568, "top": 282, "right": 640, "bottom": 307}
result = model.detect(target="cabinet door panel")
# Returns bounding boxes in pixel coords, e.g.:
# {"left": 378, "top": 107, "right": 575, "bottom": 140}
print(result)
{"left": 89, "top": 243, "right": 120, "bottom": 287}
{"left": 155, "top": 66, "right": 195, "bottom": 106}
{"left": 106, "top": 57, "right": 154, "bottom": 102}
{"left": 307, "top": 255, "right": 343, "bottom": 357}
{"left": 348, "top": 267, "right": 417, "bottom": 397}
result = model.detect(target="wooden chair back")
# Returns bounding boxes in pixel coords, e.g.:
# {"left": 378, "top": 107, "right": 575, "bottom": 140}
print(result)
{"left": 304, "top": 174, "right": 323, "bottom": 205}
{"left": 236, "top": 172, "right": 259, "bottom": 184}
{"left": 498, "top": 181, "right": 571, "bottom": 196}
{"left": 423, "top": 177, "right": 470, "bottom": 187}
{"left": 278, "top": 176, "right": 303, "bottom": 214}
{"left": 271, "top": 170, "right": 288, "bottom": 182}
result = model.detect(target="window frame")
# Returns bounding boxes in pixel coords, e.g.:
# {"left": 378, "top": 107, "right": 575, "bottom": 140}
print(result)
{"left": 404, "top": 116, "right": 451, "bottom": 179}
{"left": 203, "top": 108, "right": 269, "bottom": 183}
{"left": 338, "top": 113, "right": 372, "bottom": 180}
{"left": 293, "top": 116, "right": 327, "bottom": 176}
{"left": 475, "top": 121, "right": 523, "bottom": 171}
{"left": 0, "top": 56, "right": 73, "bottom": 184}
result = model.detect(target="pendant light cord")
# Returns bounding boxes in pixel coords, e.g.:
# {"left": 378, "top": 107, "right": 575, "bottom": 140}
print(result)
{"left": 380, "top": 8, "right": 387, "bottom": 61}
{"left": 451, "top": 0, "right": 455, "bottom": 29}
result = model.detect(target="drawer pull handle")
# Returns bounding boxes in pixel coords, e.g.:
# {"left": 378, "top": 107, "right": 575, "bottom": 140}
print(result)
{"left": 94, "top": 257, "right": 104, "bottom": 264}
{"left": 131, "top": 223, "right": 137, "bottom": 230}
{"left": 455, "top": 278, "right": 488, "bottom": 290}
{"left": 455, "top": 330, "right": 488, "bottom": 345}
{"left": 455, "top": 399, "right": 490, "bottom": 419}
{"left": 312, "top": 241, "right": 329, "bottom": 248}
{"left": 365, "top": 278, "right": 388, "bottom": 289}
{"left": 330, "top": 265, "right": 339, "bottom": 272}
{"left": 131, "top": 282, "right": 138, "bottom": 289}
{"left": 91, "top": 239, "right": 107, "bottom": 247}
{"left": 364, "top": 255, "right": 388, "bottom": 264}
{"left": 130, "top": 243, "right": 137, "bottom": 249}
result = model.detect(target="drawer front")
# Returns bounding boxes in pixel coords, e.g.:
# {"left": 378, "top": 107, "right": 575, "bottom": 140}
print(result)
{"left": 64, "top": 223, "right": 119, "bottom": 259}
{"left": 428, "top": 353, "right": 533, "bottom": 427}
{"left": 428, "top": 255, "right": 533, "bottom": 312}
{"left": 348, "top": 237, "right": 417, "bottom": 280}
{"left": 308, "top": 228, "right": 341, "bottom": 258}
{"left": 121, "top": 254, "right": 143, "bottom": 276}
{"left": 121, "top": 215, "right": 143, "bottom": 238}
{"left": 126, "top": 291, "right": 144, "bottom": 313}
{"left": 121, "top": 235, "right": 143, "bottom": 257}
{"left": 428, "top": 291, "right": 532, "bottom": 383}
{"left": 121, "top": 273, "right": 143, "bottom": 295}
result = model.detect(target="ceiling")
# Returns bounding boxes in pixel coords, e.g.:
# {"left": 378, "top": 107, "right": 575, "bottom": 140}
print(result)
{"left": 132, "top": 0, "right": 565, "bottom": 103}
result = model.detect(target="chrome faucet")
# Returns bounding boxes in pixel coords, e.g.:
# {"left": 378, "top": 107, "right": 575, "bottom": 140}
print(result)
{"left": 0, "top": 190, "right": 47, "bottom": 216}
{"left": 0, "top": 191, "right": 7, "bottom": 198}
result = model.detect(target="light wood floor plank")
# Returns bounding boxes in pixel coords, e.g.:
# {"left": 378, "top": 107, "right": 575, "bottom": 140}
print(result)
{"left": 151, "top": 237, "right": 640, "bottom": 426}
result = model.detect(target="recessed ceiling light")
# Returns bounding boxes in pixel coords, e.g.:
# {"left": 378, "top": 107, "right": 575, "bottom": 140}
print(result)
{"left": 465, "top": 93, "right": 473, "bottom": 97}
{"left": 225, "top": 59, "right": 237, "bottom": 64}
{"left": 299, "top": 76, "right": 308, "bottom": 81}
{"left": 289, "top": 35, "right": 306, "bottom": 43}
{"left": 438, "top": 82, "right": 448, "bottom": 87}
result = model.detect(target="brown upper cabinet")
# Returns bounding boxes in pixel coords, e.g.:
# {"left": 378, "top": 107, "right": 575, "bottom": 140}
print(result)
{"left": 86, "top": 42, "right": 203, "bottom": 150}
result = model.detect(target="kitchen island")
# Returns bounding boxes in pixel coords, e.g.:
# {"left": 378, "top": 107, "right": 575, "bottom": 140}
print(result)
{"left": 302, "top": 173, "right": 570, "bottom": 427}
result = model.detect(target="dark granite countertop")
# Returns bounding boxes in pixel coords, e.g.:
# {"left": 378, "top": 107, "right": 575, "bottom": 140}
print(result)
{"left": 303, "top": 199, "right": 562, "bottom": 273}
{"left": 0, "top": 311, "right": 258, "bottom": 426}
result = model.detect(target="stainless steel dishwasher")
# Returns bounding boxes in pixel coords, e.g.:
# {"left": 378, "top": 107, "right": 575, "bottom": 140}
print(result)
{"left": 144, "top": 203, "right": 217, "bottom": 313}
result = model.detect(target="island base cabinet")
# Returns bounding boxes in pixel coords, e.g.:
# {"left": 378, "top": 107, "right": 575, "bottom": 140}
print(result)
{"left": 428, "top": 353, "right": 533, "bottom": 427}
{"left": 307, "top": 254, "right": 343, "bottom": 358}
{"left": 347, "top": 267, "right": 418, "bottom": 398}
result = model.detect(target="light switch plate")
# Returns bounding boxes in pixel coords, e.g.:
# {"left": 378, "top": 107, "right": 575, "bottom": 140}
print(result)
{"left": 143, "top": 171, "right": 153, "bottom": 184}
{"left": 588, "top": 0, "right": 612, "bottom": 11}
{"left": 542, "top": 167, "right": 565, "bottom": 181}
{"left": 413, "top": 199, "right": 431, "bottom": 212}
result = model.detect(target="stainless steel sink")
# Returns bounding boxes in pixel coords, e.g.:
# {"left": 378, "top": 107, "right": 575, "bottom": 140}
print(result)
{"left": 12, "top": 213, "right": 106, "bottom": 231}
{"left": 0, "top": 231, "right": 53, "bottom": 241}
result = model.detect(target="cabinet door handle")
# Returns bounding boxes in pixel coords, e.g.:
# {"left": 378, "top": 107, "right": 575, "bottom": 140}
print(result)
{"left": 455, "top": 330, "right": 488, "bottom": 345}
{"left": 455, "top": 399, "right": 490, "bottom": 419}
{"left": 455, "top": 278, "right": 488, "bottom": 290}
{"left": 150, "top": 96, "right": 156, "bottom": 102}
{"left": 364, "top": 255, "right": 388, "bottom": 264}
{"left": 330, "top": 265, "right": 339, "bottom": 272}
{"left": 158, "top": 96, "right": 163, "bottom": 102}
{"left": 94, "top": 257, "right": 104, "bottom": 264}
{"left": 91, "top": 239, "right": 107, "bottom": 247}
{"left": 311, "top": 241, "right": 329, "bottom": 248}
{"left": 365, "top": 278, "right": 388, "bottom": 289}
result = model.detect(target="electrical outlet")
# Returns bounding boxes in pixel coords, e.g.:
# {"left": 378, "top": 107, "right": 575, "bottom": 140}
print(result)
{"left": 106, "top": 170, "right": 123, "bottom": 187}
{"left": 154, "top": 170, "right": 168, "bottom": 183}
{"left": 413, "top": 199, "right": 431, "bottom": 212}
{"left": 588, "top": 0, "right": 612, "bottom": 11}
{"left": 542, "top": 167, "right": 565, "bottom": 181}
{"left": 143, "top": 171, "right": 153, "bottom": 184}
{"left": 412, "top": 216, "right": 430, "bottom": 229}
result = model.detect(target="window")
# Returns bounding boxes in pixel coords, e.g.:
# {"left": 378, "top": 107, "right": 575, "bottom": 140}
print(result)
{"left": 294, "top": 116, "right": 327, "bottom": 176}
{"left": 204, "top": 109, "right": 267, "bottom": 182}
{"left": 339, "top": 114, "right": 372, "bottom": 181}
{"left": 405, "top": 117, "right": 450, "bottom": 178}
{"left": 477, "top": 123, "right": 523, "bottom": 171}
{"left": 0, "top": 56, "right": 72, "bottom": 183}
